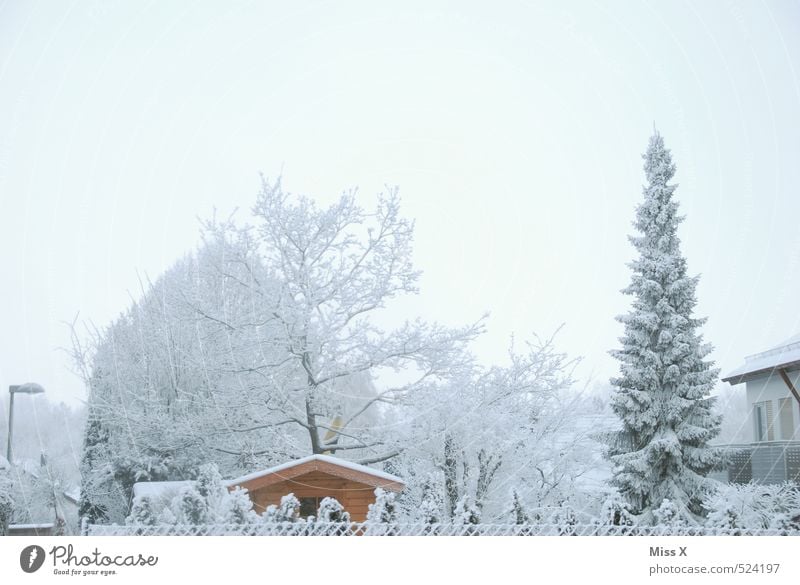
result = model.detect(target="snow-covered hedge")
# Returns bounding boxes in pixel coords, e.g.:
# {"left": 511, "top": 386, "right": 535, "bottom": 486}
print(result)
{"left": 0, "top": 462, "right": 13, "bottom": 536}
{"left": 125, "top": 463, "right": 369, "bottom": 528}
{"left": 704, "top": 482, "right": 800, "bottom": 532}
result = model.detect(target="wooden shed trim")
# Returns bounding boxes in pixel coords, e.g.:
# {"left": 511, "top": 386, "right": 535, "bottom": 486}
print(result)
{"left": 227, "top": 456, "right": 404, "bottom": 493}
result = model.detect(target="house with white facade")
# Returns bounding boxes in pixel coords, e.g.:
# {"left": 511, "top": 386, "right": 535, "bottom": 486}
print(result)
{"left": 722, "top": 334, "right": 800, "bottom": 483}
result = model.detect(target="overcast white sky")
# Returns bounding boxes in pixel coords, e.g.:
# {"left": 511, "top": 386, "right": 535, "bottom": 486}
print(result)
{"left": 1, "top": 1, "right": 799, "bottom": 406}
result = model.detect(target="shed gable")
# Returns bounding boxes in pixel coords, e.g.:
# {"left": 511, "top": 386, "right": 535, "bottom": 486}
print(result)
{"left": 226, "top": 455, "right": 404, "bottom": 523}
{"left": 227, "top": 455, "right": 404, "bottom": 493}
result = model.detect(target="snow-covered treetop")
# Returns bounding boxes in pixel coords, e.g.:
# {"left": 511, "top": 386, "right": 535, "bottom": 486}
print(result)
{"left": 643, "top": 131, "right": 677, "bottom": 185}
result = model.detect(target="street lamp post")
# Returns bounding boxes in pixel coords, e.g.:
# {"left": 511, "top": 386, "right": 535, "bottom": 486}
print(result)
{"left": 6, "top": 383, "right": 45, "bottom": 464}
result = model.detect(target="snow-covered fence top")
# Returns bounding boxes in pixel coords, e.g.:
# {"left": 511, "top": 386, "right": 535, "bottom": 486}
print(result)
{"left": 84, "top": 522, "right": 800, "bottom": 537}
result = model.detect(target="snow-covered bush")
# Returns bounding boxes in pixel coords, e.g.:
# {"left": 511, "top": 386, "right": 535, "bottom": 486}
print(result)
{"left": 0, "top": 461, "right": 13, "bottom": 536}
{"left": 127, "top": 464, "right": 262, "bottom": 526}
{"left": 126, "top": 496, "right": 157, "bottom": 526}
{"left": 222, "top": 487, "right": 258, "bottom": 524}
{"left": 316, "top": 497, "right": 350, "bottom": 523}
{"left": 365, "top": 488, "right": 398, "bottom": 534}
{"left": 653, "top": 498, "right": 687, "bottom": 527}
{"left": 549, "top": 505, "right": 579, "bottom": 535}
{"left": 453, "top": 495, "right": 481, "bottom": 526}
{"left": 596, "top": 491, "right": 635, "bottom": 527}
{"left": 262, "top": 493, "right": 301, "bottom": 523}
{"left": 157, "top": 507, "right": 177, "bottom": 525}
{"left": 367, "top": 488, "right": 397, "bottom": 524}
{"left": 414, "top": 476, "right": 443, "bottom": 525}
{"left": 704, "top": 483, "right": 800, "bottom": 531}
{"left": 5, "top": 461, "right": 71, "bottom": 530}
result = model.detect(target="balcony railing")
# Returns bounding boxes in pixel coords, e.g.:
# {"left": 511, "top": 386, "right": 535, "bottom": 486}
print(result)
{"left": 717, "top": 441, "right": 800, "bottom": 484}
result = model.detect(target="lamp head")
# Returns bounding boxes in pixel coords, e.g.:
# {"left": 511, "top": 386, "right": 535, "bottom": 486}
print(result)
{"left": 9, "top": 383, "right": 45, "bottom": 395}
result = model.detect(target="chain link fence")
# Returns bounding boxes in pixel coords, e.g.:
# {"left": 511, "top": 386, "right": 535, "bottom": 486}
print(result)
{"left": 82, "top": 522, "right": 800, "bottom": 536}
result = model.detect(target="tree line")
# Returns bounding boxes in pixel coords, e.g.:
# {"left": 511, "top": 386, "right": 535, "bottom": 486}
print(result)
{"left": 69, "top": 132, "right": 731, "bottom": 528}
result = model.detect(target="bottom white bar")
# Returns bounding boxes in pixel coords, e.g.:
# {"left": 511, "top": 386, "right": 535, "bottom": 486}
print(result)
{"left": 1, "top": 536, "right": 797, "bottom": 584}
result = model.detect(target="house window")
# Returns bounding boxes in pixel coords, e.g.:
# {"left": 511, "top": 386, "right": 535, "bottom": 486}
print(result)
{"left": 779, "top": 398, "right": 796, "bottom": 440}
{"left": 754, "top": 400, "right": 774, "bottom": 442}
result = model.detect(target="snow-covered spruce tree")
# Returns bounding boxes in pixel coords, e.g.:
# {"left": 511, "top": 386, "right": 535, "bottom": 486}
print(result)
{"left": 417, "top": 476, "right": 443, "bottom": 525}
{"left": 366, "top": 488, "right": 397, "bottom": 535}
{"left": 77, "top": 404, "right": 112, "bottom": 524}
{"left": 507, "top": 488, "right": 530, "bottom": 525}
{"left": 610, "top": 131, "right": 722, "bottom": 524}
{"left": 174, "top": 486, "right": 208, "bottom": 525}
{"left": 126, "top": 496, "right": 157, "bottom": 526}
{"left": 195, "top": 463, "right": 228, "bottom": 521}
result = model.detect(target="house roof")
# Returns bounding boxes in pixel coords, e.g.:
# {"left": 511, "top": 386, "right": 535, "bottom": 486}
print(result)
{"left": 131, "top": 480, "right": 195, "bottom": 501}
{"left": 62, "top": 486, "right": 80, "bottom": 506}
{"left": 722, "top": 333, "right": 800, "bottom": 384}
{"left": 226, "top": 454, "right": 404, "bottom": 493}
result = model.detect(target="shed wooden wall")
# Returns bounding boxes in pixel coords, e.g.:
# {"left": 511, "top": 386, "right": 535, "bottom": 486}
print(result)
{"left": 248, "top": 470, "right": 379, "bottom": 522}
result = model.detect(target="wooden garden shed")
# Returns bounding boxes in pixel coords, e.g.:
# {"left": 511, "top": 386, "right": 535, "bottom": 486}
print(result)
{"left": 226, "top": 454, "right": 404, "bottom": 522}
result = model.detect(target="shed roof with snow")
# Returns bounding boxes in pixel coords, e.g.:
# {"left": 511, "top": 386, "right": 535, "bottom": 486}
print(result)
{"left": 226, "top": 454, "right": 404, "bottom": 492}
{"left": 131, "top": 480, "right": 195, "bottom": 501}
{"left": 723, "top": 334, "right": 800, "bottom": 385}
